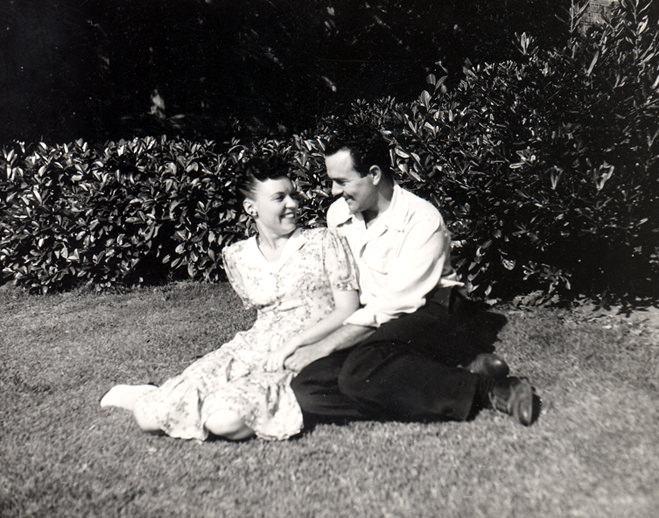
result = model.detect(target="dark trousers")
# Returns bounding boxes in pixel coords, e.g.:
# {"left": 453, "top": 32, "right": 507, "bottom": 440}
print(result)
{"left": 291, "top": 295, "right": 500, "bottom": 423}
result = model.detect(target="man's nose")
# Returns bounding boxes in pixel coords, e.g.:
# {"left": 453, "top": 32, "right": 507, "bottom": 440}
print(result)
{"left": 331, "top": 182, "right": 342, "bottom": 197}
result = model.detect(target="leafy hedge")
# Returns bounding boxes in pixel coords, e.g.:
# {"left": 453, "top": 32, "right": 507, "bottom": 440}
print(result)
{"left": 0, "top": 136, "right": 329, "bottom": 293}
{"left": 1, "top": 1, "right": 657, "bottom": 301}
{"left": 389, "top": 0, "right": 658, "bottom": 302}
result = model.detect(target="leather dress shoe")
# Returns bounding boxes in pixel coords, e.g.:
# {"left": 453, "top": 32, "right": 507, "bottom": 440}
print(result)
{"left": 488, "top": 377, "right": 535, "bottom": 426}
{"left": 466, "top": 353, "right": 510, "bottom": 380}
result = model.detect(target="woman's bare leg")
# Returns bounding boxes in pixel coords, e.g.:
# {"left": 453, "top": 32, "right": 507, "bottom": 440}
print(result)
{"left": 204, "top": 409, "right": 254, "bottom": 441}
{"left": 132, "top": 402, "right": 163, "bottom": 433}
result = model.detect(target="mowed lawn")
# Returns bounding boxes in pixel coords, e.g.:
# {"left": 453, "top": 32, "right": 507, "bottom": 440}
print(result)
{"left": 1, "top": 281, "right": 657, "bottom": 518}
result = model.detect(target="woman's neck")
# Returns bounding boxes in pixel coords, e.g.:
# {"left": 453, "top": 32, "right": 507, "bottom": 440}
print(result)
{"left": 256, "top": 228, "right": 295, "bottom": 263}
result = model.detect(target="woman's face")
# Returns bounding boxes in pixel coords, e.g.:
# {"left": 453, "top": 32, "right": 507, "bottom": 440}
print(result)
{"left": 246, "top": 177, "right": 299, "bottom": 237}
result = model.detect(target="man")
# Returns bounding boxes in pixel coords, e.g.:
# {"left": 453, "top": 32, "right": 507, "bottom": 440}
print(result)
{"left": 285, "top": 124, "right": 536, "bottom": 426}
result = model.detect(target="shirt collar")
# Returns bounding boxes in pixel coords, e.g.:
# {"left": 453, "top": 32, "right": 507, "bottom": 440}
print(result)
{"left": 331, "top": 198, "right": 355, "bottom": 227}
{"left": 332, "top": 183, "right": 408, "bottom": 232}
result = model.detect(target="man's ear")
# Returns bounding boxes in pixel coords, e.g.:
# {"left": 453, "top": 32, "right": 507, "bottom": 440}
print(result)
{"left": 368, "top": 165, "right": 383, "bottom": 186}
{"left": 243, "top": 198, "right": 256, "bottom": 217}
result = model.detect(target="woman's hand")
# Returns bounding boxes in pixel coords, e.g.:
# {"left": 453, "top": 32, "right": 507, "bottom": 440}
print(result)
{"left": 266, "top": 342, "right": 300, "bottom": 372}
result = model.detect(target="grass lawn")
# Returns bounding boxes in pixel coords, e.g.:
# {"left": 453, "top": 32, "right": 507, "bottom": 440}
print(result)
{"left": 1, "top": 281, "right": 657, "bottom": 518}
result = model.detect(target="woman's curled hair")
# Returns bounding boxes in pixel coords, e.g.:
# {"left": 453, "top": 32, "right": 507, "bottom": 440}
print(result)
{"left": 237, "top": 154, "right": 291, "bottom": 199}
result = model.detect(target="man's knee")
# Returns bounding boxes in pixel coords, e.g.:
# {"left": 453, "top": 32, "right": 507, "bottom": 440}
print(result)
{"left": 291, "top": 353, "right": 347, "bottom": 405}
{"left": 290, "top": 367, "right": 323, "bottom": 412}
{"left": 290, "top": 370, "right": 309, "bottom": 399}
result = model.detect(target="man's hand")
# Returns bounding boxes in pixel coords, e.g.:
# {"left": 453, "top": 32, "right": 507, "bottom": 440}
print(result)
{"left": 284, "top": 343, "right": 332, "bottom": 373}
{"left": 284, "top": 324, "right": 373, "bottom": 373}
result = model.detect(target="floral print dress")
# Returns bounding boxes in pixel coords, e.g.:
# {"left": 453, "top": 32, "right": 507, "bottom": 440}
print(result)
{"left": 133, "top": 228, "right": 358, "bottom": 440}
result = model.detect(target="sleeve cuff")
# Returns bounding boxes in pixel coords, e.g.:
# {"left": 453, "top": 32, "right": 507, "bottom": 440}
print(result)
{"left": 343, "top": 307, "right": 385, "bottom": 328}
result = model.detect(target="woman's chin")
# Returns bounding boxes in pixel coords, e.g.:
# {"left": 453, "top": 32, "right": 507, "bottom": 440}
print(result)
{"left": 281, "top": 219, "right": 298, "bottom": 233}
{"left": 284, "top": 225, "right": 298, "bottom": 235}
{"left": 270, "top": 225, "right": 297, "bottom": 238}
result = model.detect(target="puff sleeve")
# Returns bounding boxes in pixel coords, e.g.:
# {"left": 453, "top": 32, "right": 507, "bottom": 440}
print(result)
{"left": 322, "top": 229, "right": 359, "bottom": 293}
{"left": 221, "top": 244, "right": 254, "bottom": 309}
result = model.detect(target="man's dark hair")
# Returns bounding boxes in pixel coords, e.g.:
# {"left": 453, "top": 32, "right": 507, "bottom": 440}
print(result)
{"left": 325, "top": 123, "right": 393, "bottom": 179}
{"left": 237, "top": 154, "right": 291, "bottom": 199}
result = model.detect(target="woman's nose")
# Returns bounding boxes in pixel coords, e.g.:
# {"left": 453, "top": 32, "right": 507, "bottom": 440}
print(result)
{"left": 285, "top": 195, "right": 298, "bottom": 208}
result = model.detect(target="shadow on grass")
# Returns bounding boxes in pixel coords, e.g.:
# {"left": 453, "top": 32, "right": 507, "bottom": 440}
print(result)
{"left": 531, "top": 393, "right": 543, "bottom": 424}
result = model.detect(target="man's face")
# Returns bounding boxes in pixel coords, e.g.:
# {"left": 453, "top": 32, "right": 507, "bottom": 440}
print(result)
{"left": 325, "top": 149, "right": 379, "bottom": 215}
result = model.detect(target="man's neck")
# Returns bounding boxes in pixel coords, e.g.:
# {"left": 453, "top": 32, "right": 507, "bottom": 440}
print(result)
{"left": 362, "top": 181, "right": 394, "bottom": 226}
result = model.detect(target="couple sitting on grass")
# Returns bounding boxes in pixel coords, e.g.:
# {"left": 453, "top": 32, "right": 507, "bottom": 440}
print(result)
{"left": 101, "top": 123, "right": 538, "bottom": 441}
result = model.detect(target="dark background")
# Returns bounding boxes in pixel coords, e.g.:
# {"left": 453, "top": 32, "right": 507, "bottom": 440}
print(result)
{"left": 0, "top": 0, "right": 574, "bottom": 145}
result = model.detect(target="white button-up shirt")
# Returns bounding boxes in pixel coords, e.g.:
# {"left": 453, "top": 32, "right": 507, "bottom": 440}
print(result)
{"left": 328, "top": 183, "right": 462, "bottom": 328}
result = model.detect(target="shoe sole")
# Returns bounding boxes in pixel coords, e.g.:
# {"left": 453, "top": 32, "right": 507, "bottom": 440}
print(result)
{"left": 510, "top": 379, "right": 534, "bottom": 426}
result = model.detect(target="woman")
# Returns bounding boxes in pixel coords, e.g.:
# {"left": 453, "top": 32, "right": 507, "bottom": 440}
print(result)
{"left": 100, "top": 155, "right": 360, "bottom": 441}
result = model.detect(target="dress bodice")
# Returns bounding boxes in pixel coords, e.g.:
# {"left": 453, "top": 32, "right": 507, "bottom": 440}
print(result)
{"left": 222, "top": 228, "right": 358, "bottom": 351}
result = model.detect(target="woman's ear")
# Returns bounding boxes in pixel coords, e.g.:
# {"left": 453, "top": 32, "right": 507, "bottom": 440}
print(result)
{"left": 243, "top": 199, "right": 256, "bottom": 217}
